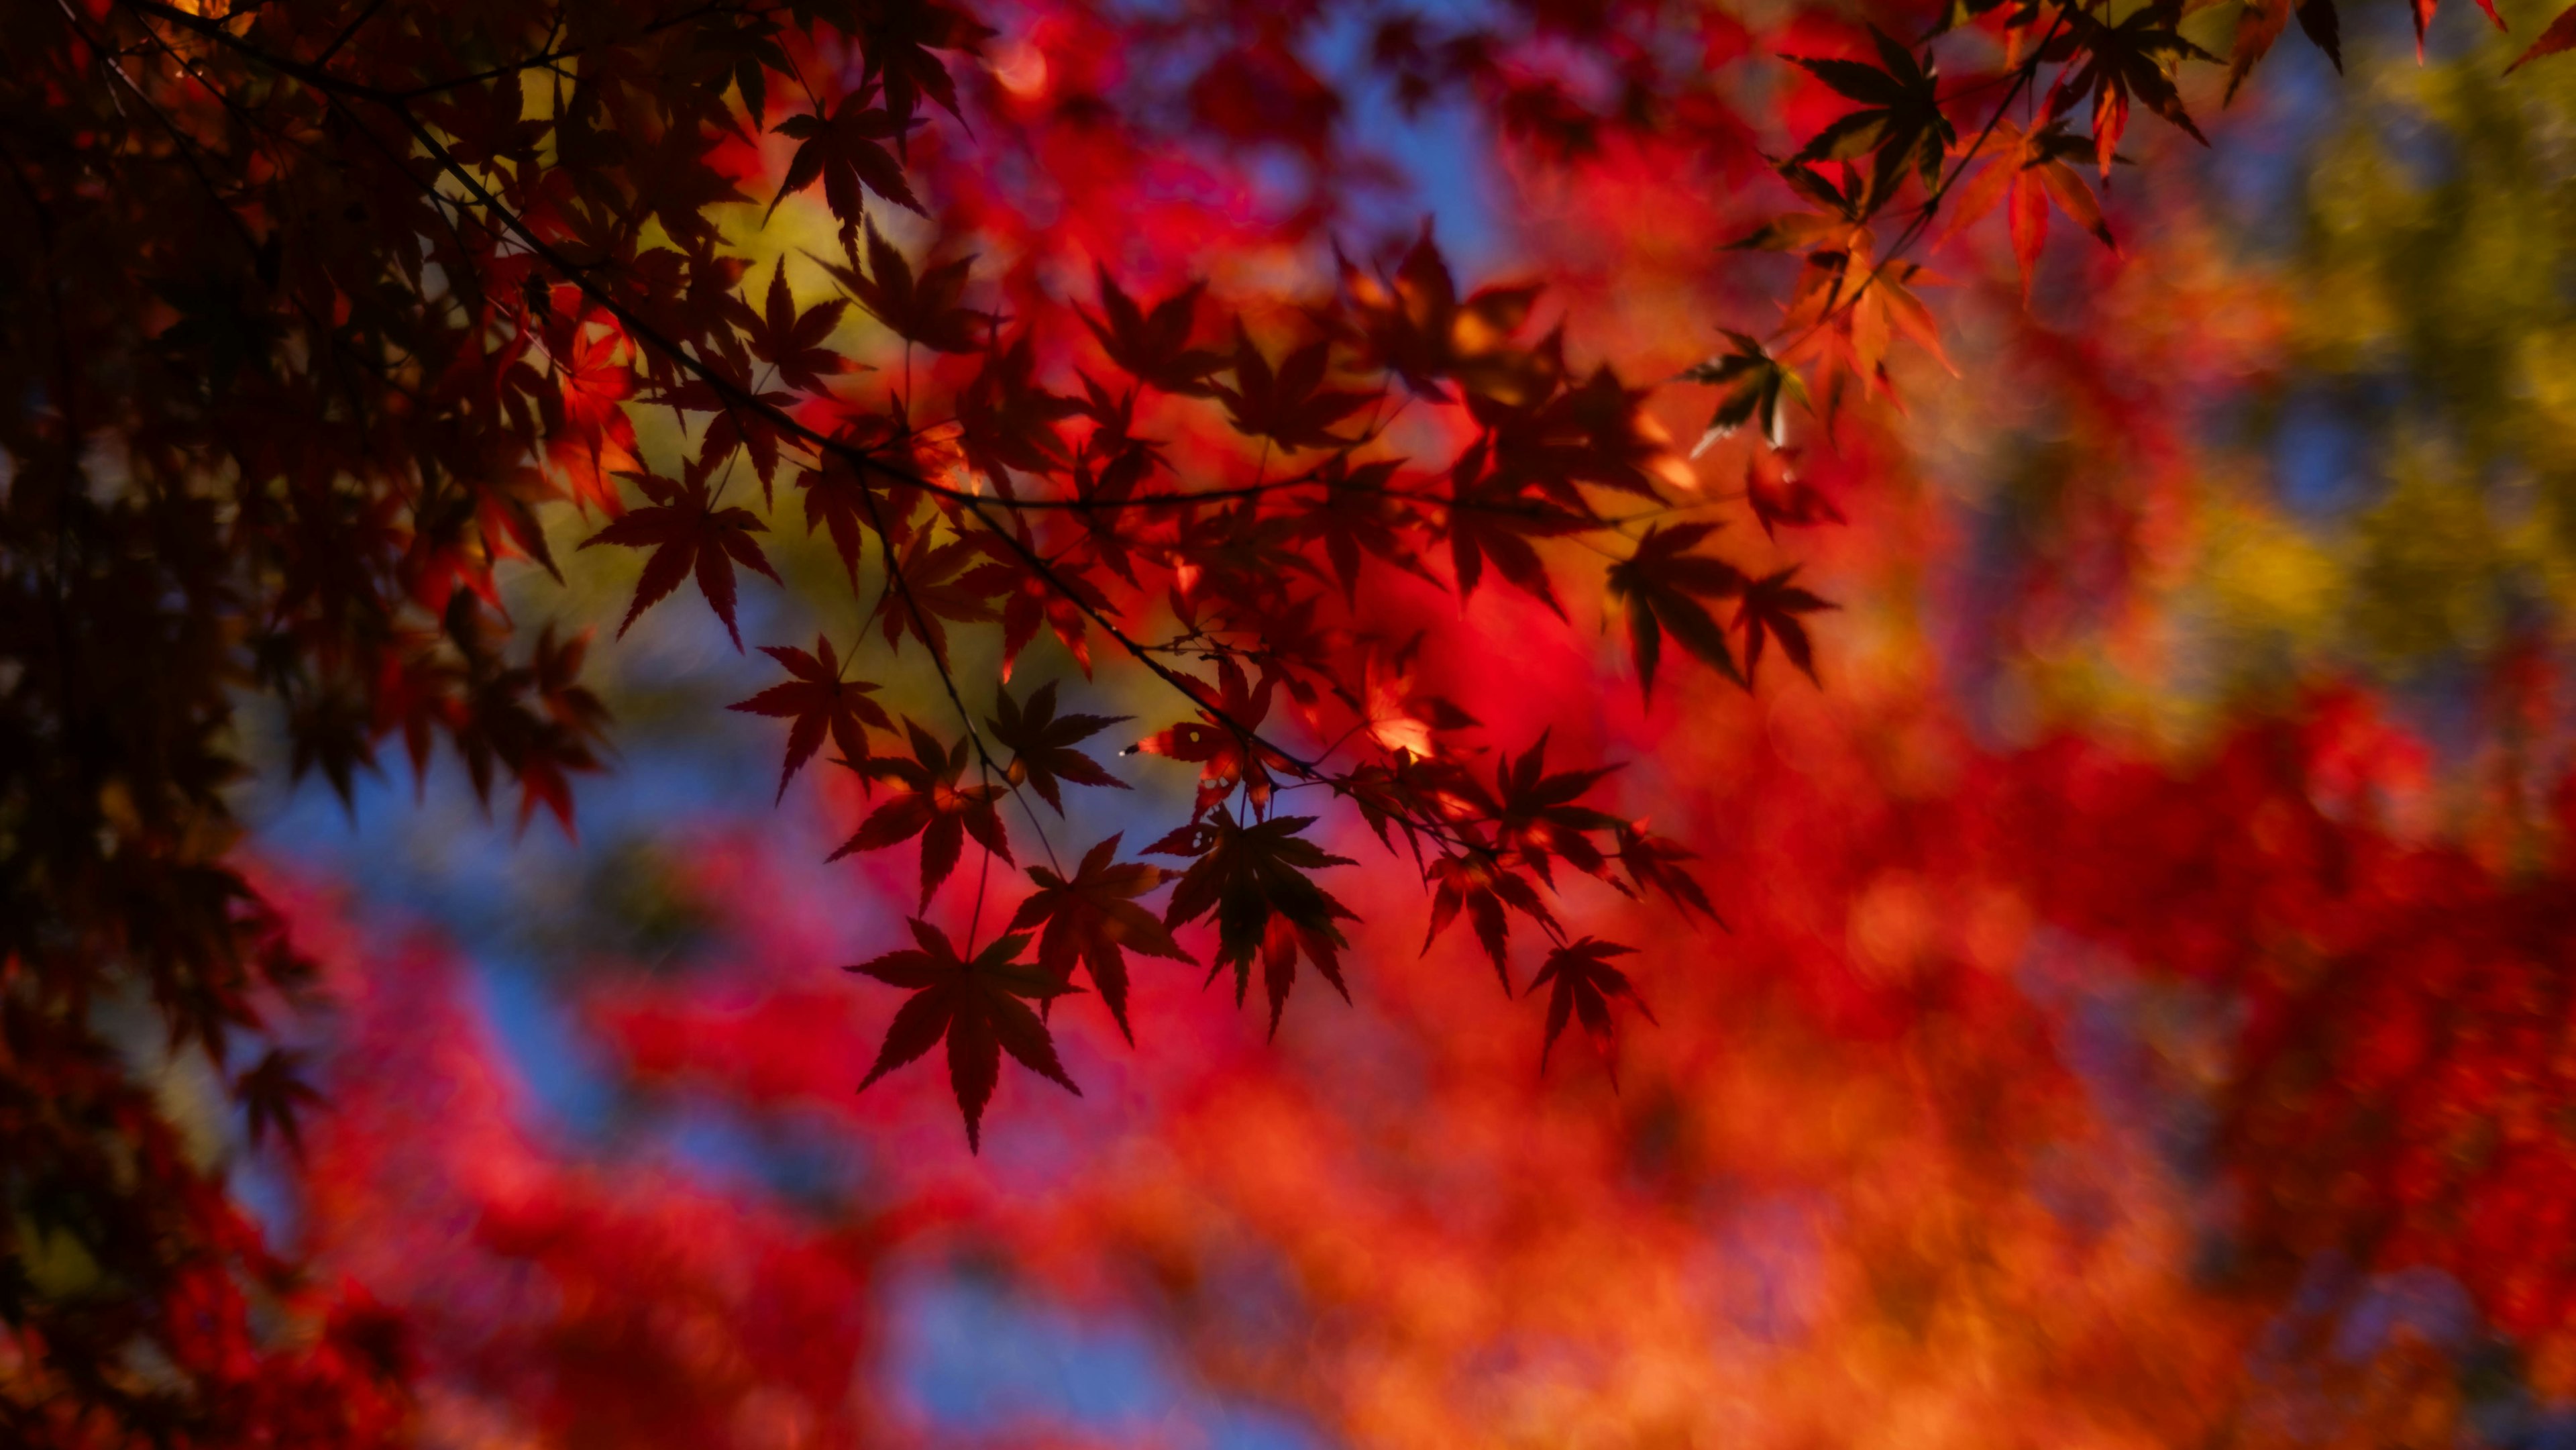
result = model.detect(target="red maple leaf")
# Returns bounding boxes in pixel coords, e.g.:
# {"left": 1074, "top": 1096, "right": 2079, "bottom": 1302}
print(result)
{"left": 1483, "top": 733, "right": 1623, "bottom": 887}
{"left": 745, "top": 258, "right": 851, "bottom": 393}
{"left": 1530, "top": 937, "right": 1654, "bottom": 1077}
{"left": 728, "top": 634, "right": 894, "bottom": 800}
{"left": 1008, "top": 834, "right": 1192, "bottom": 1044}
{"left": 849, "top": 918, "right": 1078, "bottom": 1151}
{"left": 1938, "top": 119, "right": 2116, "bottom": 301}
{"left": 873, "top": 529, "right": 1015, "bottom": 668}
{"left": 1081, "top": 266, "right": 1226, "bottom": 396}
{"left": 580, "top": 462, "right": 778, "bottom": 648}
{"left": 1735, "top": 567, "right": 1835, "bottom": 685}
{"left": 1424, "top": 853, "right": 1557, "bottom": 994}
{"left": 1212, "top": 321, "right": 1373, "bottom": 452}
{"left": 1605, "top": 521, "right": 1747, "bottom": 698}
{"left": 767, "top": 86, "right": 924, "bottom": 229}
{"left": 1132, "top": 656, "right": 1289, "bottom": 817}
{"left": 1741, "top": 448, "right": 1845, "bottom": 537}
{"left": 827, "top": 721, "right": 1010, "bottom": 904}
{"left": 1340, "top": 226, "right": 1542, "bottom": 403}
{"left": 1158, "top": 810, "right": 1359, "bottom": 1038}
{"left": 958, "top": 333, "right": 1079, "bottom": 482}
{"left": 819, "top": 220, "right": 982, "bottom": 356}
{"left": 235, "top": 1047, "right": 324, "bottom": 1155}
{"left": 1444, "top": 437, "right": 1595, "bottom": 614}
{"left": 987, "top": 680, "right": 1128, "bottom": 814}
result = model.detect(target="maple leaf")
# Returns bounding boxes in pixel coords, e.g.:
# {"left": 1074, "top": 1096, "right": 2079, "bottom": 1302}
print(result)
{"left": 1770, "top": 157, "right": 1872, "bottom": 226}
{"left": 988, "top": 680, "right": 1128, "bottom": 813}
{"left": 848, "top": 919, "right": 1077, "bottom": 1151}
{"left": 1529, "top": 937, "right": 1654, "bottom": 1077}
{"left": 1081, "top": 267, "right": 1226, "bottom": 396}
{"left": 999, "top": 558, "right": 1107, "bottom": 680}
{"left": 1735, "top": 566, "right": 1834, "bottom": 685}
{"left": 543, "top": 321, "right": 643, "bottom": 511}
{"left": 2508, "top": 3, "right": 2576, "bottom": 72}
{"left": 655, "top": 371, "right": 797, "bottom": 499}
{"left": 1212, "top": 321, "right": 1373, "bottom": 452}
{"left": 873, "top": 529, "right": 1014, "bottom": 668}
{"left": 1786, "top": 27, "right": 1953, "bottom": 205}
{"left": 2296, "top": 0, "right": 2345, "bottom": 72}
{"left": 236, "top": 1047, "right": 324, "bottom": 1155}
{"left": 1937, "top": 119, "right": 2114, "bottom": 301}
{"left": 1483, "top": 364, "right": 1697, "bottom": 503}
{"left": 1009, "top": 834, "right": 1192, "bottom": 1043}
{"left": 1060, "top": 427, "right": 1157, "bottom": 586}
{"left": 672, "top": 11, "right": 790, "bottom": 138}
{"left": 745, "top": 259, "right": 850, "bottom": 393}
{"left": 1725, "top": 211, "right": 1860, "bottom": 253}
{"left": 768, "top": 87, "right": 924, "bottom": 231}
{"left": 1443, "top": 439, "right": 1595, "bottom": 615}
{"left": 447, "top": 624, "right": 612, "bottom": 837}
{"left": 1485, "top": 733, "right": 1623, "bottom": 886}
{"left": 1776, "top": 231, "right": 1952, "bottom": 414}
{"left": 1291, "top": 456, "right": 1434, "bottom": 603}
{"left": 826, "top": 721, "right": 1010, "bottom": 904}
{"left": 796, "top": 450, "right": 878, "bottom": 582}
{"left": 1679, "top": 331, "right": 1809, "bottom": 452}
{"left": 579, "top": 464, "right": 779, "bottom": 649}
{"left": 624, "top": 122, "right": 753, "bottom": 252}
{"left": 1131, "top": 656, "right": 1287, "bottom": 816}
{"left": 1607, "top": 522, "right": 1748, "bottom": 698}
{"left": 287, "top": 685, "right": 381, "bottom": 810}
{"left": 1325, "top": 735, "right": 1462, "bottom": 854}
{"left": 1358, "top": 644, "right": 1475, "bottom": 760}
{"left": 2225, "top": 0, "right": 2295, "bottom": 102}
{"left": 855, "top": 0, "right": 994, "bottom": 132}
{"left": 1424, "top": 853, "right": 1556, "bottom": 994}
{"left": 818, "top": 221, "right": 982, "bottom": 355}
{"left": 1159, "top": 811, "right": 1359, "bottom": 1037}
{"left": 959, "top": 333, "right": 1081, "bottom": 482}
{"left": 1341, "top": 226, "right": 1542, "bottom": 403}
{"left": 1614, "top": 825, "right": 1721, "bottom": 925}
{"left": 2045, "top": 7, "right": 2215, "bottom": 176}
{"left": 728, "top": 634, "right": 894, "bottom": 800}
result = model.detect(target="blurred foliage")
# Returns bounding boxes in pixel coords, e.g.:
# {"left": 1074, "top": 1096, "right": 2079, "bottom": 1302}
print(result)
{"left": 2194, "top": 9, "right": 2576, "bottom": 688}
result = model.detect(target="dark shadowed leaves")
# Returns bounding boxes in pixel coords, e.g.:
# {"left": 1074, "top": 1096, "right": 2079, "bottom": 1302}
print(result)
{"left": 827, "top": 721, "right": 1010, "bottom": 904}
{"left": 1159, "top": 811, "right": 1358, "bottom": 1037}
{"left": 1607, "top": 522, "right": 1747, "bottom": 698}
{"left": 1082, "top": 268, "right": 1226, "bottom": 396}
{"left": 1736, "top": 567, "right": 1833, "bottom": 685}
{"left": 1530, "top": 937, "right": 1654, "bottom": 1078}
{"left": 849, "top": 919, "right": 1077, "bottom": 1151}
{"left": 819, "top": 221, "right": 982, "bottom": 355}
{"left": 729, "top": 635, "right": 893, "bottom": 800}
{"left": 237, "top": 1047, "right": 323, "bottom": 1155}
{"left": 1010, "top": 835, "right": 1191, "bottom": 1043}
{"left": 988, "top": 680, "right": 1128, "bottom": 813}
{"left": 580, "top": 464, "right": 779, "bottom": 648}
{"left": 1342, "top": 227, "right": 1543, "bottom": 403}
{"left": 769, "top": 87, "right": 924, "bottom": 227}
{"left": 1213, "top": 322, "right": 1373, "bottom": 452}
{"left": 1424, "top": 853, "right": 1556, "bottom": 994}
{"left": 1680, "top": 333, "right": 1807, "bottom": 451}
{"left": 746, "top": 258, "right": 850, "bottom": 393}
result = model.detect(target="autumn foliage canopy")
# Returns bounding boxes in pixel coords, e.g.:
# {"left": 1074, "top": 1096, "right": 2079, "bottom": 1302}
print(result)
{"left": 11, "top": 0, "right": 2576, "bottom": 1441}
